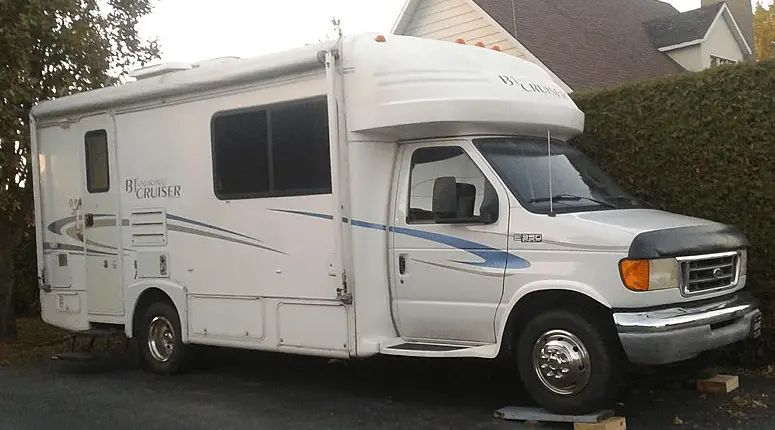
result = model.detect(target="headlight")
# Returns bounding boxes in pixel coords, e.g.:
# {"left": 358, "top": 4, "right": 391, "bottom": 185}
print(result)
{"left": 619, "top": 258, "right": 679, "bottom": 292}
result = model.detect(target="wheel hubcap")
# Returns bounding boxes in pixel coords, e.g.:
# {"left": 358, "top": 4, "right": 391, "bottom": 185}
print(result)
{"left": 148, "top": 316, "right": 175, "bottom": 362}
{"left": 532, "top": 329, "right": 591, "bottom": 395}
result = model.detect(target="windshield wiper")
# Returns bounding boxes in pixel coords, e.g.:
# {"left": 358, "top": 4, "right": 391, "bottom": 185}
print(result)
{"left": 529, "top": 193, "right": 617, "bottom": 208}
{"left": 606, "top": 195, "right": 650, "bottom": 208}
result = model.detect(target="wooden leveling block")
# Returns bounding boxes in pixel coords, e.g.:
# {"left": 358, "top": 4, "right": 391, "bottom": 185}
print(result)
{"left": 574, "top": 416, "right": 627, "bottom": 430}
{"left": 696, "top": 374, "right": 739, "bottom": 393}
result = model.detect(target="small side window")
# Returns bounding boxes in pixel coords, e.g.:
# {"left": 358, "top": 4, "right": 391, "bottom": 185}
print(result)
{"left": 85, "top": 130, "right": 109, "bottom": 193}
{"left": 407, "top": 146, "right": 499, "bottom": 224}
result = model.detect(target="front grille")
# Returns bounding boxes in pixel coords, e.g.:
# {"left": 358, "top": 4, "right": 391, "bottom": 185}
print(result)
{"left": 678, "top": 251, "right": 740, "bottom": 295}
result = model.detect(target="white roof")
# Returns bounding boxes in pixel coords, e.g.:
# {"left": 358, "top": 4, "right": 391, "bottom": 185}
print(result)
{"left": 30, "top": 39, "right": 338, "bottom": 121}
{"left": 32, "top": 33, "right": 585, "bottom": 141}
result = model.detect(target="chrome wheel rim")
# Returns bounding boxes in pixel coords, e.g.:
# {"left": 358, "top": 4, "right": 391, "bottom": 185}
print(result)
{"left": 532, "top": 329, "right": 591, "bottom": 395}
{"left": 148, "top": 316, "right": 175, "bottom": 362}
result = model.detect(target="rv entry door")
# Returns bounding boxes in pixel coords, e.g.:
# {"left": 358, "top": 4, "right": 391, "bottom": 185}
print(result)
{"left": 79, "top": 114, "right": 124, "bottom": 317}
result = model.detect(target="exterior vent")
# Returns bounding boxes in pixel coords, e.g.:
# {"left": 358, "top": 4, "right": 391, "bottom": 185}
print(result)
{"left": 130, "top": 208, "right": 167, "bottom": 246}
{"left": 129, "top": 62, "right": 192, "bottom": 80}
{"left": 192, "top": 56, "right": 241, "bottom": 68}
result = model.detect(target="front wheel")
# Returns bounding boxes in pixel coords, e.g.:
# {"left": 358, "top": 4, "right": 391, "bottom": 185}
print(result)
{"left": 515, "top": 309, "right": 622, "bottom": 415}
{"left": 136, "top": 301, "right": 189, "bottom": 375}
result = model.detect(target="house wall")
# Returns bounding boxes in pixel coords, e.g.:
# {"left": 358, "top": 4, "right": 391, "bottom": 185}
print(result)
{"left": 666, "top": 45, "right": 705, "bottom": 71}
{"left": 403, "top": 0, "right": 525, "bottom": 57}
{"left": 702, "top": 0, "right": 754, "bottom": 53}
{"left": 701, "top": 16, "right": 745, "bottom": 68}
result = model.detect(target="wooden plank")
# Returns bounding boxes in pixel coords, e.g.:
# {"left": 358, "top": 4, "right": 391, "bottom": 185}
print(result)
{"left": 696, "top": 374, "right": 739, "bottom": 393}
{"left": 574, "top": 417, "right": 626, "bottom": 430}
{"left": 493, "top": 406, "right": 614, "bottom": 423}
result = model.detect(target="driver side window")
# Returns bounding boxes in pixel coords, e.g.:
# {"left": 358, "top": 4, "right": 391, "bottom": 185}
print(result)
{"left": 406, "top": 146, "right": 499, "bottom": 224}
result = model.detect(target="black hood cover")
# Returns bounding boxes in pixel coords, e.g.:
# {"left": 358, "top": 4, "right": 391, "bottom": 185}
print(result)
{"left": 628, "top": 223, "right": 748, "bottom": 259}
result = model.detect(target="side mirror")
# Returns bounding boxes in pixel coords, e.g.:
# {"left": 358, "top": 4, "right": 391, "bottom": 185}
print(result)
{"left": 432, "top": 176, "right": 457, "bottom": 218}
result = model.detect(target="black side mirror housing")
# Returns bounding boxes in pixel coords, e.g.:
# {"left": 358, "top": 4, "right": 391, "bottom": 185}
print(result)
{"left": 432, "top": 176, "right": 458, "bottom": 218}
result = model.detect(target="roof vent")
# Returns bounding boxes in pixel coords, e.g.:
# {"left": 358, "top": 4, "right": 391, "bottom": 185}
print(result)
{"left": 192, "top": 56, "right": 241, "bottom": 68}
{"left": 129, "top": 62, "right": 193, "bottom": 80}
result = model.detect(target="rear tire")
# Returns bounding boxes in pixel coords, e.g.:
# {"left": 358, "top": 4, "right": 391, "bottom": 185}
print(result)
{"left": 515, "top": 308, "right": 622, "bottom": 415}
{"left": 136, "top": 301, "right": 189, "bottom": 375}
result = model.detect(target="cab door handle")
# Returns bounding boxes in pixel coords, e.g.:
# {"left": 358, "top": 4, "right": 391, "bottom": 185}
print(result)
{"left": 398, "top": 254, "right": 407, "bottom": 275}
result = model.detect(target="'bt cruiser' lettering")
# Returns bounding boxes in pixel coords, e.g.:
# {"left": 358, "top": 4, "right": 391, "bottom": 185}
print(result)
{"left": 497, "top": 75, "right": 570, "bottom": 100}
{"left": 125, "top": 177, "right": 181, "bottom": 200}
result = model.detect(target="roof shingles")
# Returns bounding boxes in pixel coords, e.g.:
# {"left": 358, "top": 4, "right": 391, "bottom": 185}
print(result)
{"left": 472, "top": 0, "right": 688, "bottom": 91}
{"left": 644, "top": 2, "right": 723, "bottom": 48}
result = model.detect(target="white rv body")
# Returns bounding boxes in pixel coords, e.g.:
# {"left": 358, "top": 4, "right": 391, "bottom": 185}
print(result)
{"left": 29, "top": 33, "right": 761, "bottom": 414}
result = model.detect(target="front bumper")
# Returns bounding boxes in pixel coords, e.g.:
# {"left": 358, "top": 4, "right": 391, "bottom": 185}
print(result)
{"left": 613, "top": 291, "right": 762, "bottom": 365}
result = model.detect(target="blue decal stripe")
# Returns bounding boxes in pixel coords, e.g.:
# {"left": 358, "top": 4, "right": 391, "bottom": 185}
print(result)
{"left": 271, "top": 210, "right": 387, "bottom": 232}
{"left": 390, "top": 226, "right": 528, "bottom": 269}
{"left": 270, "top": 209, "right": 335, "bottom": 221}
{"left": 349, "top": 219, "right": 388, "bottom": 231}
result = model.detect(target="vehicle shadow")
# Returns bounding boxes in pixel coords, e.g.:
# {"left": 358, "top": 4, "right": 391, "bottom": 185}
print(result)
{"left": 51, "top": 339, "right": 729, "bottom": 416}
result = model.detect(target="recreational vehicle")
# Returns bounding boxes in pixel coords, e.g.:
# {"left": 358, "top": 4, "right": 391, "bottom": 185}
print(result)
{"left": 29, "top": 33, "right": 761, "bottom": 414}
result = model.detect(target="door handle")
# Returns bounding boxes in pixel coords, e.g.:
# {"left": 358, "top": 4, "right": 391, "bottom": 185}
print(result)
{"left": 398, "top": 254, "right": 407, "bottom": 275}
{"left": 84, "top": 213, "right": 94, "bottom": 227}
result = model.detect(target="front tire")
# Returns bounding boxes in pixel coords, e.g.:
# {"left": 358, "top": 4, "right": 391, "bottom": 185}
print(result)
{"left": 515, "top": 308, "right": 622, "bottom": 415}
{"left": 136, "top": 301, "right": 189, "bottom": 375}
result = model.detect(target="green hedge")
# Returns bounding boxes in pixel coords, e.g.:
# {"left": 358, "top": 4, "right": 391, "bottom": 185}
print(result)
{"left": 570, "top": 59, "right": 775, "bottom": 356}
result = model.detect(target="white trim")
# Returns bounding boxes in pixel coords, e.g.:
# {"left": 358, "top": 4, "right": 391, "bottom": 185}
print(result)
{"left": 658, "top": 39, "right": 704, "bottom": 52}
{"left": 28, "top": 111, "right": 45, "bottom": 293}
{"left": 391, "top": 0, "right": 421, "bottom": 35}
{"left": 714, "top": 3, "right": 753, "bottom": 57}
{"left": 656, "top": 4, "right": 752, "bottom": 59}
{"left": 390, "top": 0, "right": 574, "bottom": 93}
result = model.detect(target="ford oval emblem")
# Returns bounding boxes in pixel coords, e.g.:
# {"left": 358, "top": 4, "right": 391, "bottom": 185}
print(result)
{"left": 712, "top": 268, "right": 724, "bottom": 278}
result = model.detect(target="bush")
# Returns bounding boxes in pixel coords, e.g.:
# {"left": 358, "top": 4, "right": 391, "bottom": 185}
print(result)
{"left": 570, "top": 59, "right": 775, "bottom": 357}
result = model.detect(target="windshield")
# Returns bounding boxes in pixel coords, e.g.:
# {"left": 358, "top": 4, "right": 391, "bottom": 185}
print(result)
{"left": 474, "top": 136, "right": 648, "bottom": 214}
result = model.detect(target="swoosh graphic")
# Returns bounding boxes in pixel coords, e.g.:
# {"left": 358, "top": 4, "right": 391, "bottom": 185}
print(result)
{"left": 46, "top": 213, "right": 281, "bottom": 255}
{"left": 167, "top": 214, "right": 263, "bottom": 243}
{"left": 270, "top": 209, "right": 530, "bottom": 271}
{"left": 167, "top": 225, "right": 287, "bottom": 255}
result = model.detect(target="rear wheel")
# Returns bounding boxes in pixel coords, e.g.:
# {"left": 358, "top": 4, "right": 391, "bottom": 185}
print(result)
{"left": 136, "top": 301, "right": 189, "bottom": 375}
{"left": 515, "top": 308, "right": 622, "bottom": 415}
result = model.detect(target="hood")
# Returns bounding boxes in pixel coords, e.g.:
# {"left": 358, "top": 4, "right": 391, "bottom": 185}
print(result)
{"left": 566, "top": 209, "right": 747, "bottom": 259}
{"left": 569, "top": 209, "right": 718, "bottom": 236}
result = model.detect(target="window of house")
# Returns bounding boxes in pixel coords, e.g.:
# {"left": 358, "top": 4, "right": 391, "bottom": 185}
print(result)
{"left": 406, "top": 146, "right": 498, "bottom": 224}
{"left": 710, "top": 55, "right": 736, "bottom": 67}
{"left": 211, "top": 96, "right": 332, "bottom": 199}
{"left": 84, "top": 129, "right": 110, "bottom": 193}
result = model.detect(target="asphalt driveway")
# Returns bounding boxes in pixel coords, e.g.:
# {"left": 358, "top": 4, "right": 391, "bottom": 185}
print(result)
{"left": 1, "top": 346, "right": 773, "bottom": 430}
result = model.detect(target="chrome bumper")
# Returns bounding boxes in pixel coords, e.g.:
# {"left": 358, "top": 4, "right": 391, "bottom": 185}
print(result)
{"left": 613, "top": 291, "right": 762, "bottom": 365}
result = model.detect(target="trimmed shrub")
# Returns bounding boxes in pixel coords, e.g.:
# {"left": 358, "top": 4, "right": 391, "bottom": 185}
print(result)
{"left": 570, "top": 59, "right": 775, "bottom": 357}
